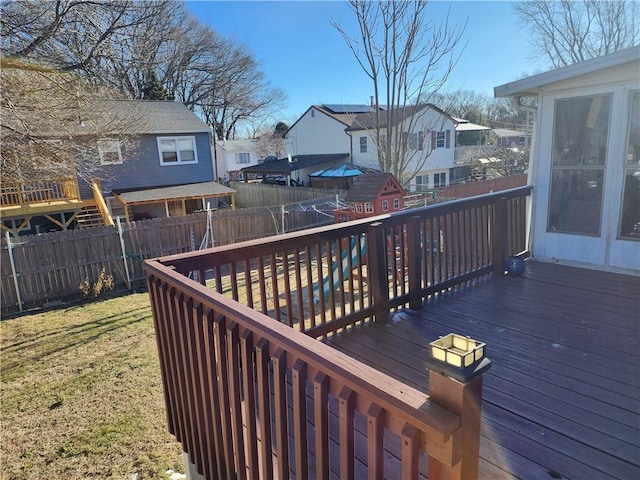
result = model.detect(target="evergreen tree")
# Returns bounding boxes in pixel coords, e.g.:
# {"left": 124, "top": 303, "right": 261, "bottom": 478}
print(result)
{"left": 142, "top": 71, "right": 174, "bottom": 100}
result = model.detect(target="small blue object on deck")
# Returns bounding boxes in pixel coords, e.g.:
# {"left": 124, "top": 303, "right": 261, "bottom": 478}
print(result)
{"left": 506, "top": 255, "right": 526, "bottom": 275}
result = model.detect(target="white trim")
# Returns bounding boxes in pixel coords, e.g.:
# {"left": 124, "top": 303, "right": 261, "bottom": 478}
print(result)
{"left": 157, "top": 136, "right": 198, "bottom": 166}
{"left": 495, "top": 46, "right": 640, "bottom": 98}
{"left": 98, "top": 139, "right": 123, "bottom": 165}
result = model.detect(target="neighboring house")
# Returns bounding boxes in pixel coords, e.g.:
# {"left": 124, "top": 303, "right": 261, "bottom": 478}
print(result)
{"left": 240, "top": 153, "right": 350, "bottom": 187}
{"left": 346, "top": 104, "right": 457, "bottom": 192}
{"left": 214, "top": 138, "right": 262, "bottom": 182}
{"left": 284, "top": 104, "right": 372, "bottom": 157}
{"left": 82, "top": 101, "right": 234, "bottom": 223}
{"left": 1, "top": 100, "right": 236, "bottom": 235}
{"left": 495, "top": 45, "right": 640, "bottom": 273}
{"left": 335, "top": 173, "right": 405, "bottom": 222}
{"left": 492, "top": 128, "right": 529, "bottom": 148}
{"left": 283, "top": 103, "right": 492, "bottom": 193}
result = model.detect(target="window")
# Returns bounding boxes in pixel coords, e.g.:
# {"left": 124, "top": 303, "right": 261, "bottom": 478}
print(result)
{"left": 157, "top": 136, "right": 197, "bottom": 165}
{"left": 619, "top": 91, "right": 640, "bottom": 240}
{"left": 393, "top": 198, "right": 400, "bottom": 209}
{"left": 382, "top": 200, "right": 389, "bottom": 212}
{"left": 433, "top": 172, "right": 447, "bottom": 187}
{"left": 415, "top": 175, "right": 428, "bottom": 192}
{"left": 548, "top": 94, "right": 611, "bottom": 235}
{"left": 365, "top": 202, "right": 373, "bottom": 213}
{"left": 405, "top": 132, "right": 424, "bottom": 150}
{"left": 360, "top": 136, "right": 367, "bottom": 153}
{"left": 436, "top": 131, "right": 445, "bottom": 148}
{"left": 356, "top": 203, "right": 363, "bottom": 213}
{"left": 98, "top": 139, "right": 122, "bottom": 165}
{"left": 236, "top": 152, "right": 250, "bottom": 164}
{"left": 350, "top": 202, "right": 356, "bottom": 212}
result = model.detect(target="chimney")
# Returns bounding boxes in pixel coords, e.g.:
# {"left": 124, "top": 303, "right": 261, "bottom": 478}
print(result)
{"left": 370, "top": 95, "right": 374, "bottom": 108}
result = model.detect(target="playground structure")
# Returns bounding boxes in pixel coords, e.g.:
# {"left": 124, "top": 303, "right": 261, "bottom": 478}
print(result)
{"left": 312, "top": 235, "right": 367, "bottom": 301}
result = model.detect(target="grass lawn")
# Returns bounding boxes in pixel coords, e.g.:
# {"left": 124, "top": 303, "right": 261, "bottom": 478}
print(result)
{"left": 1, "top": 293, "right": 184, "bottom": 479}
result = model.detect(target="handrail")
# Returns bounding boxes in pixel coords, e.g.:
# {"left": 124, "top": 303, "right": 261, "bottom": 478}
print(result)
{"left": 0, "top": 177, "right": 80, "bottom": 207}
{"left": 145, "top": 257, "right": 462, "bottom": 479}
{"left": 90, "top": 179, "right": 114, "bottom": 226}
{"left": 144, "top": 186, "right": 532, "bottom": 479}
{"left": 157, "top": 186, "right": 532, "bottom": 336}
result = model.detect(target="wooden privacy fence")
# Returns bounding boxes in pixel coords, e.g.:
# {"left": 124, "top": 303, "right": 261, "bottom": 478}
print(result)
{"left": 230, "top": 182, "right": 345, "bottom": 208}
{"left": 1, "top": 199, "right": 337, "bottom": 315}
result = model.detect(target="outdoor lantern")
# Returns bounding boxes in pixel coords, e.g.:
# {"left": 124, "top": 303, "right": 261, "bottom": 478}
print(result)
{"left": 425, "top": 333, "right": 491, "bottom": 382}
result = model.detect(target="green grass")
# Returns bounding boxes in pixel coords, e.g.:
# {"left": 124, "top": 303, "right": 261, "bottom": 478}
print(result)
{"left": 1, "top": 293, "right": 184, "bottom": 479}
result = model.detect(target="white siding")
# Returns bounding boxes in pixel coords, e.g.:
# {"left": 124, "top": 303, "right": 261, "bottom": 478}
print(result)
{"left": 350, "top": 106, "right": 456, "bottom": 189}
{"left": 285, "top": 108, "right": 351, "bottom": 156}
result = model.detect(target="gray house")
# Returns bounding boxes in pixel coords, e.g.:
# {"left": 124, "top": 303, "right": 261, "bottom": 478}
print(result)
{"left": 78, "top": 100, "right": 235, "bottom": 223}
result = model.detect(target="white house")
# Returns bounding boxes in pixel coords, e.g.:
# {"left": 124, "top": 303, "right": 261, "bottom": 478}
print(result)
{"left": 284, "top": 104, "right": 370, "bottom": 157}
{"left": 214, "top": 139, "right": 262, "bottom": 182}
{"left": 346, "top": 104, "right": 457, "bottom": 191}
{"left": 495, "top": 45, "right": 640, "bottom": 273}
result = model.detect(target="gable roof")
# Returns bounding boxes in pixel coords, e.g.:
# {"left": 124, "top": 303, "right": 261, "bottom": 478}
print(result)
{"left": 494, "top": 45, "right": 640, "bottom": 98}
{"left": 284, "top": 104, "right": 377, "bottom": 136}
{"left": 240, "top": 153, "right": 350, "bottom": 174}
{"left": 346, "top": 173, "right": 405, "bottom": 202}
{"left": 345, "top": 104, "right": 452, "bottom": 132}
{"left": 216, "top": 139, "right": 260, "bottom": 152}
{"left": 87, "top": 100, "right": 211, "bottom": 135}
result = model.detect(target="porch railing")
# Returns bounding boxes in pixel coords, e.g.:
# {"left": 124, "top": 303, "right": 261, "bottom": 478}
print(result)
{"left": 144, "top": 186, "right": 531, "bottom": 479}
{"left": 157, "top": 186, "right": 531, "bottom": 336}
{"left": 0, "top": 178, "right": 80, "bottom": 207}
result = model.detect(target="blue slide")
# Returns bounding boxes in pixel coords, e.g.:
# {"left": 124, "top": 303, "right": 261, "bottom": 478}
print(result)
{"left": 313, "top": 235, "right": 366, "bottom": 300}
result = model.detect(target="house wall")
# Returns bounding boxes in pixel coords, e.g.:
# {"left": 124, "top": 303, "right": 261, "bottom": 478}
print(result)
{"left": 285, "top": 108, "right": 352, "bottom": 156}
{"left": 214, "top": 140, "right": 262, "bottom": 182}
{"left": 78, "top": 132, "right": 213, "bottom": 199}
{"left": 350, "top": 107, "right": 456, "bottom": 190}
{"left": 528, "top": 60, "right": 639, "bottom": 270}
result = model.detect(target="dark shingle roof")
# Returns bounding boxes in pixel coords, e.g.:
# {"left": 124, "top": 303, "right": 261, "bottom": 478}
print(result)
{"left": 345, "top": 104, "right": 451, "bottom": 132}
{"left": 240, "top": 154, "right": 350, "bottom": 174}
{"left": 346, "top": 173, "right": 403, "bottom": 202}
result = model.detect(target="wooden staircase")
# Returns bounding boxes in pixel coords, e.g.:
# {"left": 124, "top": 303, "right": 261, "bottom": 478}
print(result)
{"left": 75, "top": 202, "right": 105, "bottom": 228}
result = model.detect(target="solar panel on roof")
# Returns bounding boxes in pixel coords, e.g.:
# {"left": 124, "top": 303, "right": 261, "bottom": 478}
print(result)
{"left": 322, "top": 104, "right": 372, "bottom": 114}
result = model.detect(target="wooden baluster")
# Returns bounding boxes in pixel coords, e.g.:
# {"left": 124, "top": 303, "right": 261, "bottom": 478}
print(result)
{"left": 313, "top": 372, "right": 329, "bottom": 480}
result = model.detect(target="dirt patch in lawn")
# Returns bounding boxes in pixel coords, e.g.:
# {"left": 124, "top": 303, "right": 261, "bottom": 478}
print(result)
{"left": 0, "top": 293, "right": 184, "bottom": 479}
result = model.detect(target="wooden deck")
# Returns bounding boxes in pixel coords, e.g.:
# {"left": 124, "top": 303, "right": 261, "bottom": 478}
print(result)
{"left": 324, "top": 261, "right": 640, "bottom": 480}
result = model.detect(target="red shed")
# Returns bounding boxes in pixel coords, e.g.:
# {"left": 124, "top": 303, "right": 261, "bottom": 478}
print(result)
{"left": 335, "top": 173, "right": 405, "bottom": 222}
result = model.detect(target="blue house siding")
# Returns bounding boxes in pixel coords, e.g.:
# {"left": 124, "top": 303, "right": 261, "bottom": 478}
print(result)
{"left": 78, "top": 133, "right": 213, "bottom": 199}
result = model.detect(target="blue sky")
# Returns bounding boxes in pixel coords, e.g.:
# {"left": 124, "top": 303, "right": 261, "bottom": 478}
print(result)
{"left": 187, "top": 1, "right": 543, "bottom": 123}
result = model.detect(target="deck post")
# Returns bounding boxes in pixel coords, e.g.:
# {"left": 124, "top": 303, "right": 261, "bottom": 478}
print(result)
{"left": 492, "top": 196, "right": 508, "bottom": 275}
{"left": 427, "top": 370, "right": 487, "bottom": 480}
{"left": 407, "top": 216, "right": 422, "bottom": 310}
{"left": 367, "top": 221, "right": 390, "bottom": 323}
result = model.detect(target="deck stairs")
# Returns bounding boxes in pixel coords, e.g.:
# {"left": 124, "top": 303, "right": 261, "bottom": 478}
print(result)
{"left": 75, "top": 202, "right": 105, "bottom": 228}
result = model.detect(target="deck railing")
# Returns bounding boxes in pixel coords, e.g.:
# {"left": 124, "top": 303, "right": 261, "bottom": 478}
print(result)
{"left": 157, "top": 186, "right": 531, "bottom": 335}
{"left": 144, "top": 186, "right": 531, "bottom": 479}
{"left": 0, "top": 178, "right": 80, "bottom": 207}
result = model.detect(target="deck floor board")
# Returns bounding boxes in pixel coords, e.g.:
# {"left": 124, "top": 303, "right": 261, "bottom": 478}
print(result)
{"left": 324, "top": 261, "right": 640, "bottom": 480}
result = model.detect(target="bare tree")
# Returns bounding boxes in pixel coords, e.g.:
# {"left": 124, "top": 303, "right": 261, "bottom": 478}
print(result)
{"left": 333, "top": 0, "right": 465, "bottom": 182}
{"left": 1, "top": 1, "right": 285, "bottom": 139}
{"left": 253, "top": 123, "right": 288, "bottom": 159}
{"left": 514, "top": 0, "right": 639, "bottom": 68}
{"left": 1, "top": 58, "right": 144, "bottom": 183}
